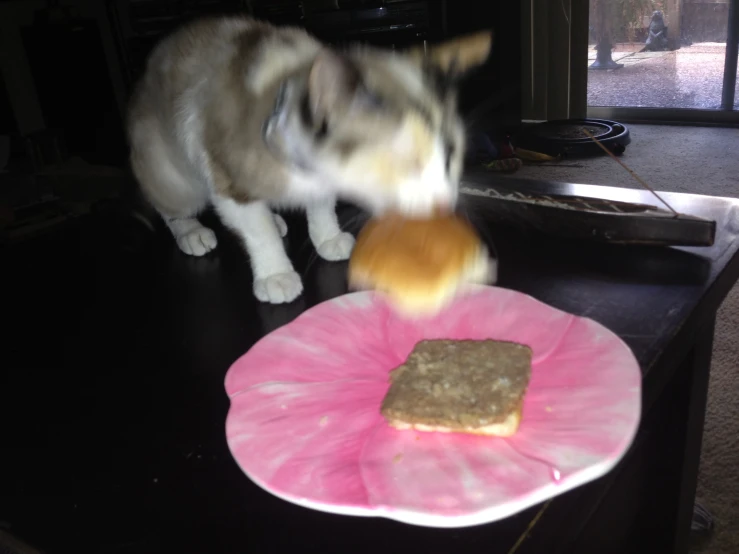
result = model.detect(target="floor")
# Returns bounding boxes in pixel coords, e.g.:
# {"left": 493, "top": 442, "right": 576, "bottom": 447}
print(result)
{"left": 506, "top": 124, "right": 739, "bottom": 554}
{"left": 587, "top": 43, "right": 739, "bottom": 110}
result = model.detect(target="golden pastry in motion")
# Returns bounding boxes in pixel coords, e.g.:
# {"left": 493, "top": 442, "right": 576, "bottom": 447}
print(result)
{"left": 348, "top": 212, "right": 496, "bottom": 315}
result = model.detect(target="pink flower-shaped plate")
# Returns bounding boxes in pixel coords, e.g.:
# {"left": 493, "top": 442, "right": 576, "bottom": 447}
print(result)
{"left": 225, "top": 286, "right": 641, "bottom": 528}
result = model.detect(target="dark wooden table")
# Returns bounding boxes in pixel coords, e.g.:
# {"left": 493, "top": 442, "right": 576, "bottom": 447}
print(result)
{"left": 3, "top": 177, "right": 738, "bottom": 554}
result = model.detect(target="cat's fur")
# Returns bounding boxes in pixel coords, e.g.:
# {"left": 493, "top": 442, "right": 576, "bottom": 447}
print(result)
{"left": 127, "top": 16, "right": 491, "bottom": 304}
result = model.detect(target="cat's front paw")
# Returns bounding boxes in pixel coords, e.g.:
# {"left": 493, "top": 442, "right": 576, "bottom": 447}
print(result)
{"left": 316, "top": 232, "right": 355, "bottom": 262}
{"left": 176, "top": 226, "right": 218, "bottom": 256}
{"left": 253, "top": 271, "right": 303, "bottom": 304}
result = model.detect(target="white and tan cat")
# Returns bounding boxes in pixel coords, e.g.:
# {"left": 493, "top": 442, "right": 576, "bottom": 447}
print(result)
{"left": 127, "top": 16, "right": 491, "bottom": 304}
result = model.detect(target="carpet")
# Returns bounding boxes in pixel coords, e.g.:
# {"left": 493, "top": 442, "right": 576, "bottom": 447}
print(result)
{"left": 503, "top": 124, "right": 739, "bottom": 553}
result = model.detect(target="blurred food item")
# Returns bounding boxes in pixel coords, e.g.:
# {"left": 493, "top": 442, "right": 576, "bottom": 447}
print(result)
{"left": 348, "top": 212, "right": 495, "bottom": 316}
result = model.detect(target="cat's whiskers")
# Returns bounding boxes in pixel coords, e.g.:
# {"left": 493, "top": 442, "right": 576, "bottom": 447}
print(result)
{"left": 303, "top": 249, "right": 321, "bottom": 274}
{"left": 339, "top": 210, "right": 370, "bottom": 235}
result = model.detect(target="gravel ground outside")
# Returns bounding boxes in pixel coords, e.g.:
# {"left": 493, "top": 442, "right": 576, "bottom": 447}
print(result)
{"left": 587, "top": 42, "right": 739, "bottom": 110}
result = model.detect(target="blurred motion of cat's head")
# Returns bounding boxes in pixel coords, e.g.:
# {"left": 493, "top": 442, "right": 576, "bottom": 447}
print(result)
{"left": 264, "top": 32, "right": 493, "bottom": 216}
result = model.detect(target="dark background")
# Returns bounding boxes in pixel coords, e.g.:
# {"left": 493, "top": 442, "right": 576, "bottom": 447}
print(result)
{"left": 0, "top": 1, "right": 522, "bottom": 552}
{"left": 0, "top": 0, "right": 520, "bottom": 169}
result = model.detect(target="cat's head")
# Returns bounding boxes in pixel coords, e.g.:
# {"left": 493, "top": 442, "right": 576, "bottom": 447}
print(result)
{"left": 274, "top": 32, "right": 492, "bottom": 216}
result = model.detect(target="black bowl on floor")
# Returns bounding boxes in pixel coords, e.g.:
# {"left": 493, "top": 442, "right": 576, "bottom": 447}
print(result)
{"left": 514, "top": 118, "right": 631, "bottom": 158}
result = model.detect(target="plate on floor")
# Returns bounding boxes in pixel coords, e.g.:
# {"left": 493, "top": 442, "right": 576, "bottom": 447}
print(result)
{"left": 224, "top": 286, "right": 641, "bottom": 528}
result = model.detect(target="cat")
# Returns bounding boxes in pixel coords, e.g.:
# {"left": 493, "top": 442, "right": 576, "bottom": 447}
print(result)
{"left": 127, "top": 16, "right": 491, "bottom": 304}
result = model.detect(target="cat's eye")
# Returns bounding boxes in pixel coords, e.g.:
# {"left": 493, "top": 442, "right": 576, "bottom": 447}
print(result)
{"left": 366, "top": 92, "right": 385, "bottom": 110}
{"left": 358, "top": 88, "right": 385, "bottom": 111}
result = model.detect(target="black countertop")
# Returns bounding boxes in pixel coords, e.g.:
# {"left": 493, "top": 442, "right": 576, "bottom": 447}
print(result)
{"left": 3, "top": 176, "right": 738, "bottom": 553}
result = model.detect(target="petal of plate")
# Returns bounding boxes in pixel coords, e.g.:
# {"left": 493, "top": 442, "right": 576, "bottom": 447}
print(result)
{"left": 359, "top": 425, "right": 553, "bottom": 521}
{"left": 509, "top": 316, "right": 642, "bottom": 477}
{"left": 226, "top": 379, "right": 387, "bottom": 507}
{"left": 225, "top": 292, "right": 395, "bottom": 396}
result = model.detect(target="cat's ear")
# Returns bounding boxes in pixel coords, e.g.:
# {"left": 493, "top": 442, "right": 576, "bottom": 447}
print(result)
{"left": 407, "top": 31, "right": 493, "bottom": 77}
{"left": 308, "top": 49, "right": 362, "bottom": 121}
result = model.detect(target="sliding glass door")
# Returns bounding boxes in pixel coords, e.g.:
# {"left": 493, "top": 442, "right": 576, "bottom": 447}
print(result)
{"left": 585, "top": 0, "right": 739, "bottom": 122}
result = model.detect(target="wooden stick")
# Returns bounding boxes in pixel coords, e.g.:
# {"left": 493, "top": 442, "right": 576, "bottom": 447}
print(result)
{"left": 581, "top": 128, "right": 680, "bottom": 217}
{"left": 506, "top": 499, "right": 552, "bottom": 554}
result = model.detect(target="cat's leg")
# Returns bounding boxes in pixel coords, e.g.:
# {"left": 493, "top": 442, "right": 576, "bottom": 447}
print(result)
{"left": 306, "top": 197, "right": 355, "bottom": 261}
{"left": 165, "top": 217, "right": 218, "bottom": 256}
{"left": 130, "top": 120, "right": 216, "bottom": 256}
{"left": 214, "top": 196, "right": 302, "bottom": 304}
